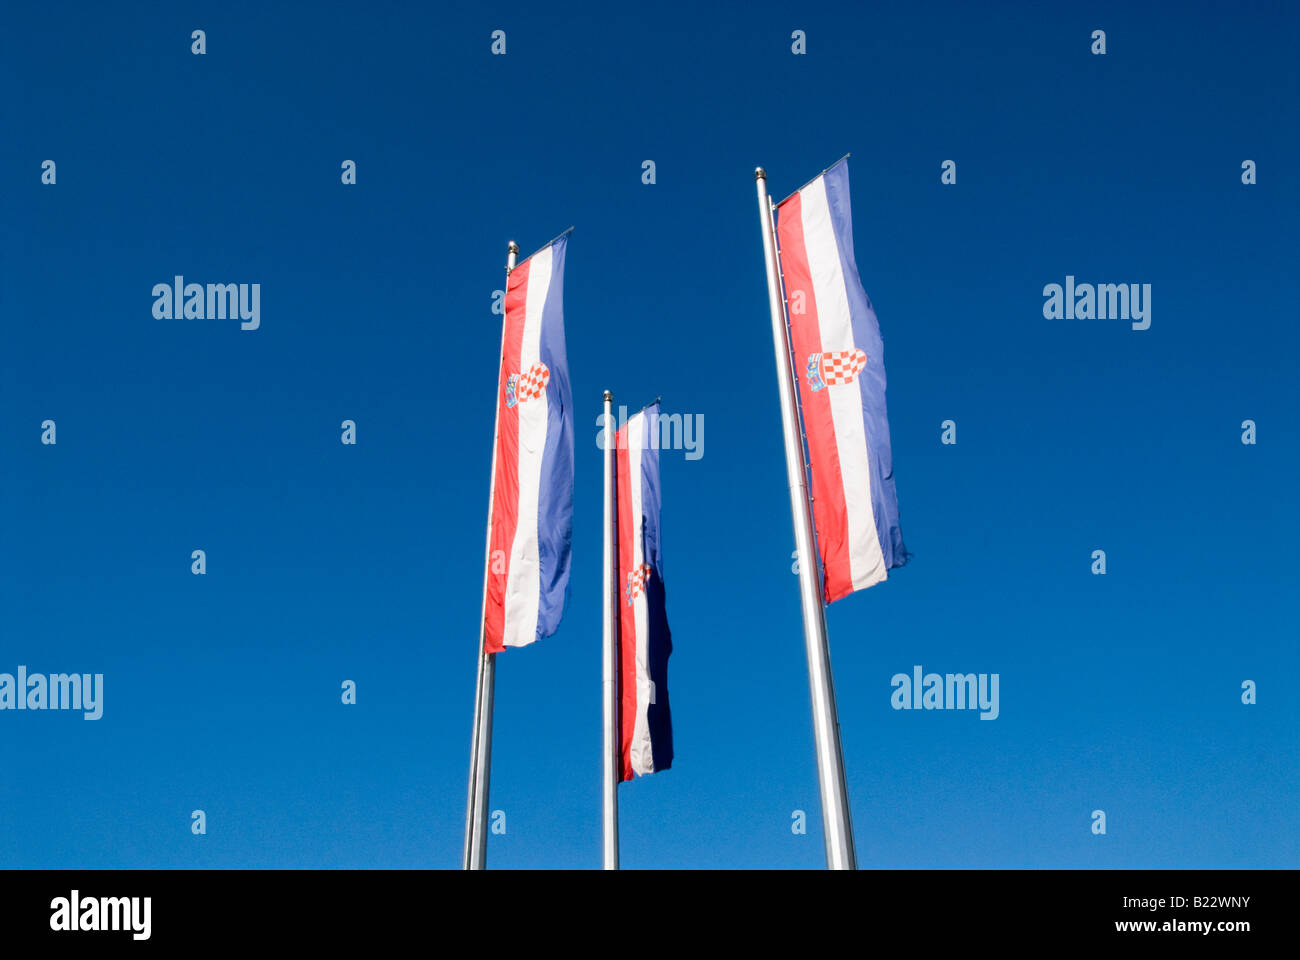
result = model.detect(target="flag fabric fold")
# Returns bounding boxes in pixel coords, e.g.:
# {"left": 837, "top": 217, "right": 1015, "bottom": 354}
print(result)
{"left": 484, "top": 234, "right": 574, "bottom": 652}
{"left": 775, "top": 158, "right": 907, "bottom": 603}
{"left": 616, "top": 404, "right": 673, "bottom": 780}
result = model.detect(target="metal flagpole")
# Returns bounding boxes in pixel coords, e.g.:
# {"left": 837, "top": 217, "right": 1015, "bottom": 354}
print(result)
{"left": 754, "top": 168, "right": 858, "bottom": 870}
{"left": 463, "top": 239, "right": 519, "bottom": 870}
{"left": 601, "top": 390, "right": 620, "bottom": 870}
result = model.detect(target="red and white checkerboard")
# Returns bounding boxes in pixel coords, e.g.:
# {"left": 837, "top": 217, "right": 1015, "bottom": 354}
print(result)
{"left": 818, "top": 348, "right": 867, "bottom": 386}
{"left": 625, "top": 562, "right": 653, "bottom": 605}
{"left": 515, "top": 362, "right": 550, "bottom": 403}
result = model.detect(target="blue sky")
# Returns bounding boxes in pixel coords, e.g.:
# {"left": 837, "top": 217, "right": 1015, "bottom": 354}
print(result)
{"left": 1, "top": 1, "right": 1296, "bottom": 868}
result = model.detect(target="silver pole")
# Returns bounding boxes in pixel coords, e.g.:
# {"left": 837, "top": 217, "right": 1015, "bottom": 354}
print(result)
{"left": 463, "top": 239, "right": 519, "bottom": 870}
{"left": 754, "top": 168, "right": 857, "bottom": 870}
{"left": 601, "top": 390, "right": 620, "bottom": 870}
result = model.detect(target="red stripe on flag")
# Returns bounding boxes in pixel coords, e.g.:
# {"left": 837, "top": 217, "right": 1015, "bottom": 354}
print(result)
{"left": 777, "top": 191, "right": 854, "bottom": 602}
{"left": 616, "top": 422, "right": 637, "bottom": 782}
{"left": 484, "top": 258, "right": 531, "bottom": 653}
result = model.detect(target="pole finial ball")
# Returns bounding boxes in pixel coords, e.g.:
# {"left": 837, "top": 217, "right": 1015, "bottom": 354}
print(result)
{"left": 754, "top": 167, "right": 767, "bottom": 180}
{"left": 603, "top": 390, "right": 613, "bottom": 402}
{"left": 508, "top": 241, "right": 519, "bottom": 254}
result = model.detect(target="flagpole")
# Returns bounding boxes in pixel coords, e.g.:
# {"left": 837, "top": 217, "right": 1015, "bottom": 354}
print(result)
{"left": 754, "top": 168, "right": 858, "bottom": 870}
{"left": 601, "top": 389, "right": 621, "bottom": 870}
{"left": 463, "top": 239, "right": 519, "bottom": 870}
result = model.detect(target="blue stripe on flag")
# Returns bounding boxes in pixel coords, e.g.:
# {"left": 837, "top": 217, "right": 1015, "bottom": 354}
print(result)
{"left": 822, "top": 160, "right": 909, "bottom": 573}
{"left": 641, "top": 404, "right": 673, "bottom": 773}
{"left": 534, "top": 235, "right": 574, "bottom": 640}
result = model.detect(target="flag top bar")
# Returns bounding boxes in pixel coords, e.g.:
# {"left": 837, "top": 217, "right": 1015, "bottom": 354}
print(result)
{"left": 623, "top": 396, "right": 663, "bottom": 418}
{"left": 515, "top": 226, "right": 575, "bottom": 266}
{"left": 770, "top": 153, "right": 853, "bottom": 207}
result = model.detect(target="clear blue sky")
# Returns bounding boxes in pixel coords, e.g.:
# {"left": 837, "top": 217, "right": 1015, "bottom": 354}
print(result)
{"left": 1, "top": 1, "right": 1296, "bottom": 868}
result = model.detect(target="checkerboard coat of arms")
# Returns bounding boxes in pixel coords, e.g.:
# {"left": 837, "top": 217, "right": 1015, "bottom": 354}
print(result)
{"left": 505, "top": 361, "right": 551, "bottom": 408}
{"left": 625, "top": 563, "right": 653, "bottom": 605}
{"left": 806, "top": 349, "right": 867, "bottom": 392}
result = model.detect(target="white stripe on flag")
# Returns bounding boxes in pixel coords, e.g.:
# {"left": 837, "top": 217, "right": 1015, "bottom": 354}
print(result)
{"left": 503, "top": 244, "right": 553, "bottom": 647}
{"left": 801, "top": 178, "right": 887, "bottom": 591}
{"left": 628, "top": 411, "right": 655, "bottom": 775}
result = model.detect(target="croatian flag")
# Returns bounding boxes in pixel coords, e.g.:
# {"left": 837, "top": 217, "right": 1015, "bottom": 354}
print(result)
{"left": 616, "top": 404, "right": 673, "bottom": 779}
{"left": 484, "top": 234, "right": 574, "bottom": 652}
{"left": 776, "top": 159, "right": 907, "bottom": 603}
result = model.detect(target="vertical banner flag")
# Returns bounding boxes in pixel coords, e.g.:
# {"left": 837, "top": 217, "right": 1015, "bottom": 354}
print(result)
{"left": 484, "top": 234, "right": 574, "bottom": 652}
{"left": 616, "top": 404, "right": 673, "bottom": 780}
{"left": 775, "top": 159, "right": 907, "bottom": 603}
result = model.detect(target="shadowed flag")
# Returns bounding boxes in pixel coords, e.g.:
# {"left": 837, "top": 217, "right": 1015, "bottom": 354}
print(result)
{"left": 616, "top": 403, "right": 673, "bottom": 779}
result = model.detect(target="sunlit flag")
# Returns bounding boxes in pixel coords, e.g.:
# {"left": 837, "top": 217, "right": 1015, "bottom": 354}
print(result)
{"left": 774, "top": 158, "right": 908, "bottom": 602}
{"left": 484, "top": 233, "right": 574, "bottom": 651}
